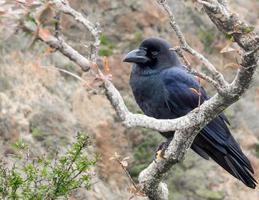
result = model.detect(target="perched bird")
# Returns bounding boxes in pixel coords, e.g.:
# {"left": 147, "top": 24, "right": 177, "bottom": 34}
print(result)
{"left": 123, "top": 37, "right": 257, "bottom": 188}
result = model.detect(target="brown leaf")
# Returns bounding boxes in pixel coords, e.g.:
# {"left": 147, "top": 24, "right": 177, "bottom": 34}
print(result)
{"left": 0, "top": 10, "right": 6, "bottom": 16}
{"left": 36, "top": 3, "right": 53, "bottom": 25}
{"left": 128, "top": 195, "right": 135, "bottom": 200}
{"left": 223, "top": 63, "right": 240, "bottom": 69}
{"left": 113, "top": 152, "right": 121, "bottom": 159}
{"left": 121, "top": 160, "right": 128, "bottom": 167}
{"left": 127, "top": 185, "right": 136, "bottom": 194}
{"left": 38, "top": 28, "right": 51, "bottom": 41}
{"left": 189, "top": 88, "right": 201, "bottom": 96}
{"left": 127, "top": 185, "right": 146, "bottom": 197}
{"left": 220, "top": 42, "right": 237, "bottom": 53}
{"left": 109, "top": 156, "right": 115, "bottom": 161}
{"left": 122, "top": 156, "right": 130, "bottom": 161}
{"left": 44, "top": 47, "right": 55, "bottom": 55}
{"left": 103, "top": 56, "right": 110, "bottom": 74}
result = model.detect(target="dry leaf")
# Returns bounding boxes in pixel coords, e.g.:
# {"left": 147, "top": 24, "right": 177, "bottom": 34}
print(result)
{"left": 224, "top": 63, "right": 240, "bottom": 69}
{"left": 114, "top": 152, "right": 121, "bottom": 159}
{"left": 220, "top": 42, "right": 237, "bottom": 53}
{"left": 121, "top": 160, "right": 128, "bottom": 167}
{"left": 38, "top": 28, "right": 51, "bottom": 41}
{"left": 109, "top": 156, "right": 115, "bottom": 161}
{"left": 103, "top": 56, "right": 110, "bottom": 74}
{"left": 36, "top": 3, "right": 53, "bottom": 25}
{"left": 0, "top": 10, "right": 5, "bottom": 15}
{"left": 122, "top": 156, "right": 130, "bottom": 161}
{"left": 127, "top": 185, "right": 136, "bottom": 194}
{"left": 127, "top": 185, "right": 146, "bottom": 197}
{"left": 189, "top": 88, "right": 201, "bottom": 96}
{"left": 44, "top": 47, "right": 55, "bottom": 55}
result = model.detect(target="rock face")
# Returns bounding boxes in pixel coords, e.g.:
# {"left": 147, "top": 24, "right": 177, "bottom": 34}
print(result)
{"left": 0, "top": 0, "right": 259, "bottom": 199}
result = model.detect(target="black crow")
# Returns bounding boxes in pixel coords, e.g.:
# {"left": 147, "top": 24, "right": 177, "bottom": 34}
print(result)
{"left": 123, "top": 37, "right": 257, "bottom": 188}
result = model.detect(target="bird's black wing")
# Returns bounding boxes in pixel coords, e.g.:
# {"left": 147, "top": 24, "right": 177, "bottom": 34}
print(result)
{"left": 161, "top": 67, "right": 256, "bottom": 188}
{"left": 161, "top": 67, "right": 208, "bottom": 115}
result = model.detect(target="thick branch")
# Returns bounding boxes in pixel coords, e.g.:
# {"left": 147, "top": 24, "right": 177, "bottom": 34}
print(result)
{"left": 198, "top": 0, "right": 259, "bottom": 51}
{"left": 138, "top": 128, "right": 198, "bottom": 200}
{"left": 40, "top": 34, "right": 93, "bottom": 71}
{"left": 35, "top": 1, "right": 258, "bottom": 200}
{"left": 137, "top": 1, "right": 258, "bottom": 199}
{"left": 197, "top": 0, "right": 259, "bottom": 96}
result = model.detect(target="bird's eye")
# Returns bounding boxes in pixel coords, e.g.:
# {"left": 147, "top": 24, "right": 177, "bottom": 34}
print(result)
{"left": 151, "top": 51, "right": 159, "bottom": 57}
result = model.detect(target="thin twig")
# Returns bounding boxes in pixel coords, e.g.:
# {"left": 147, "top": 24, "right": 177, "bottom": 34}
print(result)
{"left": 171, "top": 47, "right": 219, "bottom": 88}
{"left": 158, "top": 0, "right": 228, "bottom": 89}
{"left": 54, "top": 11, "right": 61, "bottom": 38}
{"left": 40, "top": 66, "right": 95, "bottom": 90}
{"left": 39, "top": 34, "right": 93, "bottom": 71}
{"left": 34, "top": 1, "right": 259, "bottom": 199}
{"left": 51, "top": 0, "right": 100, "bottom": 62}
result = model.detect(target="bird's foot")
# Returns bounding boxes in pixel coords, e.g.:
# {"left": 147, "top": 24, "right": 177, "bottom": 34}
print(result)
{"left": 155, "top": 138, "right": 173, "bottom": 161}
{"left": 156, "top": 150, "right": 165, "bottom": 160}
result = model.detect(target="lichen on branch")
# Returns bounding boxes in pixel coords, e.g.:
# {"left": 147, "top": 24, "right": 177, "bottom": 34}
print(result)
{"left": 29, "top": 0, "right": 258, "bottom": 199}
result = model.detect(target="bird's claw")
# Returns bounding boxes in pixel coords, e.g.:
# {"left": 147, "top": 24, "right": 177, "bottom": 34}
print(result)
{"left": 154, "top": 137, "right": 173, "bottom": 162}
{"left": 155, "top": 149, "right": 166, "bottom": 160}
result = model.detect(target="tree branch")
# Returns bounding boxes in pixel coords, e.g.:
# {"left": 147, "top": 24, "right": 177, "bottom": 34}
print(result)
{"left": 41, "top": 34, "right": 94, "bottom": 71}
{"left": 34, "top": 0, "right": 258, "bottom": 199}
{"left": 157, "top": 0, "right": 228, "bottom": 89}
{"left": 51, "top": 0, "right": 101, "bottom": 62}
{"left": 136, "top": 1, "right": 258, "bottom": 199}
{"left": 171, "top": 46, "right": 220, "bottom": 88}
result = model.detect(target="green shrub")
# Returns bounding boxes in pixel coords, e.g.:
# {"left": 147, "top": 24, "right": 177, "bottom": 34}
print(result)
{"left": 0, "top": 132, "right": 97, "bottom": 200}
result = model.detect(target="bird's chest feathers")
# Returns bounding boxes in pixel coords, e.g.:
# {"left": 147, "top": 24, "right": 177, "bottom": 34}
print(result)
{"left": 130, "top": 73, "right": 166, "bottom": 117}
{"left": 131, "top": 75, "right": 161, "bottom": 99}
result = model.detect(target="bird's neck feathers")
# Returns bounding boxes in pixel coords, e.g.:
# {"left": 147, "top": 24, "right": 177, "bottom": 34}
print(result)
{"left": 167, "top": 50, "right": 181, "bottom": 67}
{"left": 153, "top": 50, "right": 181, "bottom": 69}
{"left": 132, "top": 64, "right": 161, "bottom": 76}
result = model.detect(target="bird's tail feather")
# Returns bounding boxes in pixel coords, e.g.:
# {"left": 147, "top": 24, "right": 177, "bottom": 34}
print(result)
{"left": 206, "top": 145, "right": 257, "bottom": 189}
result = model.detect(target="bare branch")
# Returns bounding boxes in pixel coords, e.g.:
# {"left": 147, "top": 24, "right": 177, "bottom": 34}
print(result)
{"left": 198, "top": 0, "right": 259, "bottom": 51}
{"left": 171, "top": 47, "right": 220, "bottom": 88}
{"left": 32, "top": 1, "right": 258, "bottom": 200}
{"left": 41, "top": 66, "right": 87, "bottom": 83}
{"left": 218, "top": 0, "right": 228, "bottom": 7}
{"left": 197, "top": 0, "right": 259, "bottom": 96}
{"left": 40, "top": 34, "right": 93, "bottom": 71}
{"left": 136, "top": 1, "right": 258, "bottom": 199}
{"left": 157, "top": 0, "right": 228, "bottom": 89}
{"left": 54, "top": 11, "right": 61, "bottom": 38}
{"left": 51, "top": 0, "right": 101, "bottom": 61}
{"left": 138, "top": 128, "right": 198, "bottom": 200}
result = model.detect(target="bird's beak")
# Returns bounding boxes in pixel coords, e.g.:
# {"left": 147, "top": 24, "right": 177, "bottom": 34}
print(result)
{"left": 123, "top": 49, "right": 150, "bottom": 64}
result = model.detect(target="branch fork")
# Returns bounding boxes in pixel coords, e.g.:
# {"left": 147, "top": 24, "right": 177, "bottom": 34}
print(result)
{"left": 33, "top": 0, "right": 259, "bottom": 199}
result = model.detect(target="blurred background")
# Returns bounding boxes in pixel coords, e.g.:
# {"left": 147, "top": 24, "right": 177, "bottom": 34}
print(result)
{"left": 0, "top": 0, "right": 259, "bottom": 199}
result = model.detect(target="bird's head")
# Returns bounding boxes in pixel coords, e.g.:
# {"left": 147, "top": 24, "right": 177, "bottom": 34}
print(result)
{"left": 123, "top": 37, "right": 180, "bottom": 69}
